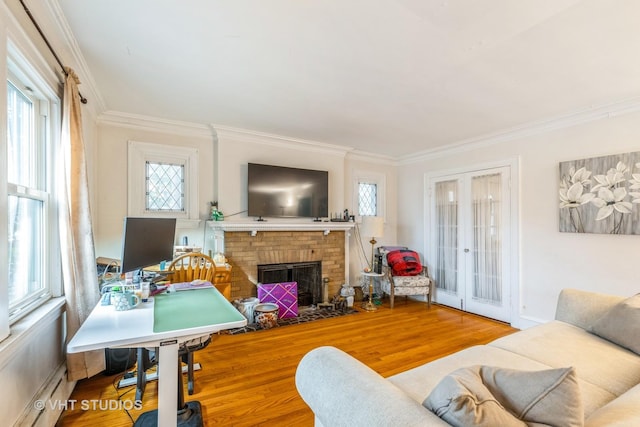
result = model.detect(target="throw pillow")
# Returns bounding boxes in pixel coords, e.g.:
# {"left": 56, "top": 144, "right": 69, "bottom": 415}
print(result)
{"left": 589, "top": 293, "right": 640, "bottom": 355}
{"left": 423, "top": 367, "right": 526, "bottom": 427}
{"left": 386, "top": 249, "right": 423, "bottom": 276}
{"left": 423, "top": 365, "right": 583, "bottom": 427}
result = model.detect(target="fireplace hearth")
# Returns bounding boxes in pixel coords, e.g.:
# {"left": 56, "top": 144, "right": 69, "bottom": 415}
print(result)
{"left": 258, "top": 261, "right": 322, "bottom": 306}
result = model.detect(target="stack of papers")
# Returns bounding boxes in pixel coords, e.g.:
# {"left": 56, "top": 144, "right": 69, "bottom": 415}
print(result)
{"left": 172, "top": 280, "right": 214, "bottom": 291}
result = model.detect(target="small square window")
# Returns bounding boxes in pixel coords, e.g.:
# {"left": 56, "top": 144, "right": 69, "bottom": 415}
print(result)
{"left": 353, "top": 171, "right": 385, "bottom": 221}
{"left": 145, "top": 161, "right": 185, "bottom": 212}
{"left": 128, "top": 140, "right": 199, "bottom": 226}
{"left": 358, "top": 182, "right": 378, "bottom": 216}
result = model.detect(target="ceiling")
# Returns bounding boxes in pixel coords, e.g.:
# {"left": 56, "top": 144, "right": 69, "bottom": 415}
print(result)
{"left": 55, "top": 0, "right": 640, "bottom": 158}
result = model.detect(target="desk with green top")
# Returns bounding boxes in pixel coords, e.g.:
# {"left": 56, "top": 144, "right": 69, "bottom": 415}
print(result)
{"left": 67, "top": 287, "right": 246, "bottom": 427}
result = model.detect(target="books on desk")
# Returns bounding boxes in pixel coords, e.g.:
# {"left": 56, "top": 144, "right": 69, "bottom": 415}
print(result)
{"left": 172, "top": 280, "right": 214, "bottom": 291}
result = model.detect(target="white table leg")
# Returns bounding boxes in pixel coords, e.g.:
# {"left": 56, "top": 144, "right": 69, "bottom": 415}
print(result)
{"left": 158, "top": 340, "right": 179, "bottom": 427}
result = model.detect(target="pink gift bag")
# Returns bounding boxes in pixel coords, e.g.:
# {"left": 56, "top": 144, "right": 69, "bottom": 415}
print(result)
{"left": 257, "top": 282, "right": 298, "bottom": 319}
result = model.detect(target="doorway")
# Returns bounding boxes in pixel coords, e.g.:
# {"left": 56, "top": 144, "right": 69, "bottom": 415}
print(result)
{"left": 427, "top": 164, "right": 516, "bottom": 323}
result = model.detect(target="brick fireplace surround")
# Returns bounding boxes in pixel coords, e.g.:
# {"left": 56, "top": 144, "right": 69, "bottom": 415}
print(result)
{"left": 209, "top": 222, "right": 354, "bottom": 301}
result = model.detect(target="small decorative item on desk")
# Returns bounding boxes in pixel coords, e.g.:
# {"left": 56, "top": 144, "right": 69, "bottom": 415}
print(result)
{"left": 113, "top": 291, "right": 140, "bottom": 311}
{"left": 140, "top": 282, "right": 150, "bottom": 302}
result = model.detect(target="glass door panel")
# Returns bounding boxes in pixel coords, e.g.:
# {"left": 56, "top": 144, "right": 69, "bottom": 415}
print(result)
{"left": 429, "top": 167, "right": 511, "bottom": 322}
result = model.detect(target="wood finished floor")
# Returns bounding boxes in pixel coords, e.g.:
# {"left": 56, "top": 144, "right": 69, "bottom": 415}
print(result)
{"left": 57, "top": 299, "right": 517, "bottom": 426}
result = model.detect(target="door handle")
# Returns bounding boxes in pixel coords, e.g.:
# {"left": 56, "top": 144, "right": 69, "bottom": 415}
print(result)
{"left": 464, "top": 248, "right": 470, "bottom": 253}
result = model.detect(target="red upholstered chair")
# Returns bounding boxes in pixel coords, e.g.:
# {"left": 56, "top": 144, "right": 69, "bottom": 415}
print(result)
{"left": 379, "top": 247, "right": 433, "bottom": 308}
{"left": 382, "top": 266, "right": 432, "bottom": 308}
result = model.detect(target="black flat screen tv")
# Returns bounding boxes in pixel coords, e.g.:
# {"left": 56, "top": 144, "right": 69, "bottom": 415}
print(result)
{"left": 247, "top": 163, "right": 329, "bottom": 219}
{"left": 120, "top": 217, "right": 177, "bottom": 274}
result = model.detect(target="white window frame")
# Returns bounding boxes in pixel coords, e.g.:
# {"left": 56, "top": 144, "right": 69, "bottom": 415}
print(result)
{"left": 128, "top": 140, "right": 200, "bottom": 228}
{"left": 353, "top": 170, "right": 386, "bottom": 220}
{"left": 3, "top": 42, "right": 61, "bottom": 331}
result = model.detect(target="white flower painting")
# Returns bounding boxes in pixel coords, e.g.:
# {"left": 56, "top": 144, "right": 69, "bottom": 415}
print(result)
{"left": 559, "top": 152, "right": 640, "bottom": 234}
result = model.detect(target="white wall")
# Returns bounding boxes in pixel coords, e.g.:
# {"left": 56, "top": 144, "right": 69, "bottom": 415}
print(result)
{"left": 397, "top": 110, "right": 640, "bottom": 327}
{"left": 215, "top": 128, "right": 401, "bottom": 288}
{"left": 92, "top": 124, "right": 399, "bottom": 290}
{"left": 344, "top": 155, "right": 398, "bottom": 287}
{"left": 94, "top": 120, "right": 215, "bottom": 258}
{"left": 216, "top": 128, "right": 349, "bottom": 222}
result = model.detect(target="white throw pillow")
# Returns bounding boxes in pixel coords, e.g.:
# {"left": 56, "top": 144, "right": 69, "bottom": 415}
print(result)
{"left": 423, "top": 365, "right": 583, "bottom": 427}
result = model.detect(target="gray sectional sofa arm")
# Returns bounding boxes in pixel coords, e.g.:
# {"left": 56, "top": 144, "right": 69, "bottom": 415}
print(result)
{"left": 295, "top": 346, "right": 449, "bottom": 427}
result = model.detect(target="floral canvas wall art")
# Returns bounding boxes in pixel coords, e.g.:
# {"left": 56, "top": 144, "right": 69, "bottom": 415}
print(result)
{"left": 559, "top": 151, "right": 640, "bottom": 234}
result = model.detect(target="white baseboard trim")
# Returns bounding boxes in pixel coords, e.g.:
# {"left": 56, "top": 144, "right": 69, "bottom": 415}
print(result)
{"left": 15, "top": 363, "right": 76, "bottom": 427}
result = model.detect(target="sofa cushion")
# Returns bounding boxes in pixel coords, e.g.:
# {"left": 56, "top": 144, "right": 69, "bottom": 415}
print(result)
{"left": 589, "top": 293, "right": 640, "bottom": 355}
{"left": 388, "top": 345, "right": 555, "bottom": 403}
{"left": 585, "top": 383, "right": 640, "bottom": 427}
{"left": 424, "top": 365, "right": 583, "bottom": 427}
{"left": 489, "top": 321, "right": 640, "bottom": 400}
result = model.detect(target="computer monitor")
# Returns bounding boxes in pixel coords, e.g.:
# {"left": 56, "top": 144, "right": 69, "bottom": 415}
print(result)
{"left": 120, "top": 217, "right": 177, "bottom": 274}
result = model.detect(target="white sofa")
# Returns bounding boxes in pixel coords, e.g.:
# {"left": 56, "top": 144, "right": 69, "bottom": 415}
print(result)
{"left": 295, "top": 289, "right": 640, "bottom": 426}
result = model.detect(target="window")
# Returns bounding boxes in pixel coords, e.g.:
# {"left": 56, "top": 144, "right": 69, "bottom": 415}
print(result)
{"left": 5, "top": 55, "right": 60, "bottom": 324}
{"left": 353, "top": 171, "right": 386, "bottom": 219}
{"left": 358, "top": 182, "right": 378, "bottom": 216}
{"left": 145, "top": 161, "right": 185, "bottom": 212}
{"left": 128, "top": 141, "right": 199, "bottom": 227}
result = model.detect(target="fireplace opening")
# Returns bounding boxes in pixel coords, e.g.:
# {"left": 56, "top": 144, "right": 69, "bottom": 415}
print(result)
{"left": 257, "top": 261, "right": 322, "bottom": 306}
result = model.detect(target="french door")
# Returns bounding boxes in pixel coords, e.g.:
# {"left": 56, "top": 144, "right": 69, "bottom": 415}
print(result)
{"left": 428, "top": 166, "right": 512, "bottom": 322}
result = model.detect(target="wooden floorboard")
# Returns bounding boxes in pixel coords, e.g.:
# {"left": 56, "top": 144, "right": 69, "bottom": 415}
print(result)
{"left": 57, "top": 299, "right": 517, "bottom": 426}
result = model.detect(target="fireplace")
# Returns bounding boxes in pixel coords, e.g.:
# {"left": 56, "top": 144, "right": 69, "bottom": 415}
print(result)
{"left": 206, "top": 222, "right": 354, "bottom": 300}
{"left": 258, "top": 261, "right": 322, "bottom": 306}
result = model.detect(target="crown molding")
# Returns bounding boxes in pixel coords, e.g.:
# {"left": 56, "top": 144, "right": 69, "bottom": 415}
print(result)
{"left": 396, "top": 96, "right": 640, "bottom": 165}
{"left": 346, "top": 149, "right": 395, "bottom": 165}
{"left": 98, "top": 111, "right": 214, "bottom": 139}
{"left": 213, "top": 124, "right": 355, "bottom": 157}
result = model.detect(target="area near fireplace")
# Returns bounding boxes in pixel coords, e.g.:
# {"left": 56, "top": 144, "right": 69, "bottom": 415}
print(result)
{"left": 207, "top": 222, "right": 354, "bottom": 302}
{"left": 258, "top": 261, "right": 322, "bottom": 306}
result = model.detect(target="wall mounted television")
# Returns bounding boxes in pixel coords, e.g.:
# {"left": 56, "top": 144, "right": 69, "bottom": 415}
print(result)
{"left": 120, "top": 217, "right": 177, "bottom": 274}
{"left": 247, "top": 163, "right": 329, "bottom": 220}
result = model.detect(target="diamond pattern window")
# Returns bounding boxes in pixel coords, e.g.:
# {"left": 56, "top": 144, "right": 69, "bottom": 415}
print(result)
{"left": 146, "top": 161, "right": 185, "bottom": 212}
{"left": 128, "top": 140, "right": 199, "bottom": 225}
{"left": 358, "top": 182, "right": 378, "bottom": 216}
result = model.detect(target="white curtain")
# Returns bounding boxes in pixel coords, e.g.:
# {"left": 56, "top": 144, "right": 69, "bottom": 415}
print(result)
{"left": 471, "top": 173, "right": 502, "bottom": 304}
{"left": 434, "top": 180, "right": 458, "bottom": 292}
{"left": 59, "top": 67, "right": 105, "bottom": 380}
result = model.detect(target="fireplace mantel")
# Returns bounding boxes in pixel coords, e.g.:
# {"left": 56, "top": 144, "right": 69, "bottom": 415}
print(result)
{"left": 204, "top": 220, "right": 355, "bottom": 299}
{"left": 207, "top": 220, "right": 355, "bottom": 233}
